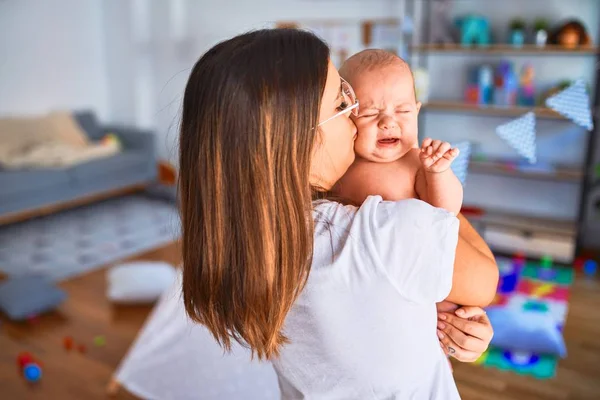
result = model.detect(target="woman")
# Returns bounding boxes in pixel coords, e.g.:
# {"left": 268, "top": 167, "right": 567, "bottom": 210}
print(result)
{"left": 179, "top": 29, "right": 497, "bottom": 398}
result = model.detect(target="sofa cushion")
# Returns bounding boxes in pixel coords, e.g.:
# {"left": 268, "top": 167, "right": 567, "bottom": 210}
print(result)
{"left": 68, "top": 151, "right": 149, "bottom": 182}
{"left": 74, "top": 111, "right": 103, "bottom": 141}
{"left": 0, "top": 168, "right": 71, "bottom": 198}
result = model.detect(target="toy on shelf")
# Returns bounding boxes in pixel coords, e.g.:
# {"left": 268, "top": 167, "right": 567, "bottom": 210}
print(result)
{"left": 509, "top": 18, "right": 526, "bottom": 47}
{"left": 518, "top": 64, "right": 536, "bottom": 107}
{"left": 430, "top": 0, "right": 456, "bottom": 45}
{"left": 456, "top": 15, "right": 490, "bottom": 47}
{"left": 465, "top": 65, "right": 493, "bottom": 105}
{"left": 533, "top": 19, "right": 550, "bottom": 47}
{"left": 549, "top": 19, "right": 592, "bottom": 49}
{"left": 494, "top": 61, "right": 518, "bottom": 107}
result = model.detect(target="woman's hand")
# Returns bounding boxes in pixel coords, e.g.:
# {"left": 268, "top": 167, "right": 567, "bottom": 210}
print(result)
{"left": 436, "top": 301, "right": 493, "bottom": 362}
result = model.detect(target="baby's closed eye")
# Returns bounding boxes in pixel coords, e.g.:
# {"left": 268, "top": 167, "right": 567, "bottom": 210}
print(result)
{"left": 358, "top": 111, "right": 378, "bottom": 118}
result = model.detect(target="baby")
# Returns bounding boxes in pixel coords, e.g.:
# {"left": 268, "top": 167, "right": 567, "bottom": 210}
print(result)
{"left": 335, "top": 49, "right": 463, "bottom": 214}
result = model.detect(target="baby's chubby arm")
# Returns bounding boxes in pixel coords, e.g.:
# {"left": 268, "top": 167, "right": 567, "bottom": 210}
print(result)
{"left": 414, "top": 139, "right": 463, "bottom": 215}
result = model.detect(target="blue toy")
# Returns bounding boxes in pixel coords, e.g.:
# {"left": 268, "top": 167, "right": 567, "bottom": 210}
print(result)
{"left": 478, "top": 65, "right": 494, "bottom": 105}
{"left": 494, "top": 61, "right": 518, "bottom": 107}
{"left": 583, "top": 260, "right": 597, "bottom": 276}
{"left": 23, "top": 363, "right": 42, "bottom": 383}
{"left": 456, "top": 15, "right": 491, "bottom": 47}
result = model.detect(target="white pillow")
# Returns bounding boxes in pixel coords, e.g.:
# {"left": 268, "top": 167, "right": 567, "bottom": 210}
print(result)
{"left": 107, "top": 262, "right": 177, "bottom": 304}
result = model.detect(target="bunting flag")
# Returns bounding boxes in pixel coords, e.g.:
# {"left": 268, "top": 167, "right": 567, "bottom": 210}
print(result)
{"left": 545, "top": 79, "right": 594, "bottom": 131}
{"left": 496, "top": 112, "right": 537, "bottom": 164}
{"left": 451, "top": 141, "right": 472, "bottom": 186}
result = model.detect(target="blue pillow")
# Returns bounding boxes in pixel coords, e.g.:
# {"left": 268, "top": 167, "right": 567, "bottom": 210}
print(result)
{"left": 487, "top": 307, "right": 567, "bottom": 358}
{"left": 0, "top": 275, "right": 67, "bottom": 321}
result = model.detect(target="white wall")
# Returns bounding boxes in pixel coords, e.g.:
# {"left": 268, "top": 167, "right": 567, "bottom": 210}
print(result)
{"left": 107, "top": 0, "right": 402, "bottom": 164}
{"left": 0, "top": 0, "right": 110, "bottom": 120}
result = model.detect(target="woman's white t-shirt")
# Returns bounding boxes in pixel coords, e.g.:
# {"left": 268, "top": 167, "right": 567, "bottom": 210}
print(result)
{"left": 272, "top": 196, "right": 461, "bottom": 399}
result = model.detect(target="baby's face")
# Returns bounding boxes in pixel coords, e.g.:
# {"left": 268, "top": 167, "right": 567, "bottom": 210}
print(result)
{"left": 351, "top": 64, "right": 421, "bottom": 162}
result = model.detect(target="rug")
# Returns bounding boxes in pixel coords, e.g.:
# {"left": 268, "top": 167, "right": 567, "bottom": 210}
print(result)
{"left": 0, "top": 195, "right": 180, "bottom": 282}
{"left": 475, "top": 256, "right": 574, "bottom": 379}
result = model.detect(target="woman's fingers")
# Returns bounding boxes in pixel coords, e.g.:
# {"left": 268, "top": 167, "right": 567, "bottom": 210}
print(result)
{"left": 437, "top": 329, "right": 480, "bottom": 362}
{"left": 437, "top": 318, "right": 488, "bottom": 354}
{"left": 455, "top": 306, "right": 487, "bottom": 319}
{"left": 439, "top": 312, "right": 492, "bottom": 342}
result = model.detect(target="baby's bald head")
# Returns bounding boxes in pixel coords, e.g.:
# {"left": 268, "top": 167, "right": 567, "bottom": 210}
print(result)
{"left": 340, "top": 49, "right": 412, "bottom": 84}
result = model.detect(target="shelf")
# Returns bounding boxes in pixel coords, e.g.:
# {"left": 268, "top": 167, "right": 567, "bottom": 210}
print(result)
{"left": 469, "top": 159, "right": 583, "bottom": 182}
{"left": 462, "top": 206, "right": 576, "bottom": 237}
{"left": 422, "top": 100, "right": 567, "bottom": 120}
{"left": 411, "top": 43, "right": 600, "bottom": 55}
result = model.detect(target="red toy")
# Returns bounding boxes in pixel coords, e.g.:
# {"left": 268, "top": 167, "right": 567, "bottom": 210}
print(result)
{"left": 17, "top": 352, "right": 34, "bottom": 369}
{"left": 63, "top": 336, "right": 74, "bottom": 351}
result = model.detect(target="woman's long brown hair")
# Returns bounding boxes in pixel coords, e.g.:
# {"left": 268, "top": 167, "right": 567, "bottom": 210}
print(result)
{"left": 179, "top": 29, "right": 330, "bottom": 359}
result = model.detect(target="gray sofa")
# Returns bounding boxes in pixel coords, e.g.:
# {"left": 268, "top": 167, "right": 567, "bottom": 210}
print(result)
{"left": 0, "top": 111, "right": 157, "bottom": 222}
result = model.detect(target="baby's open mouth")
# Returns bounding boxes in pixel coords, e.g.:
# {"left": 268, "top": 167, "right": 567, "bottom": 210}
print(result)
{"left": 377, "top": 138, "right": 400, "bottom": 145}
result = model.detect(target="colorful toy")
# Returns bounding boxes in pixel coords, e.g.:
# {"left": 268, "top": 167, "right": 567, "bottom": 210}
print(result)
{"left": 430, "top": 0, "right": 456, "bottom": 44}
{"left": 94, "top": 335, "right": 106, "bottom": 347}
{"left": 540, "top": 255, "right": 553, "bottom": 269}
{"left": 496, "top": 112, "right": 537, "bottom": 164}
{"left": 494, "top": 61, "right": 518, "bottom": 107}
{"left": 545, "top": 79, "right": 594, "bottom": 131}
{"left": 63, "top": 336, "right": 74, "bottom": 351}
{"left": 508, "top": 19, "right": 526, "bottom": 47}
{"left": 550, "top": 19, "right": 592, "bottom": 49}
{"left": 17, "top": 352, "right": 42, "bottom": 383}
{"left": 23, "top": 363, "right": 42, "bottom": 383}
{"left": 583, "top": 260, "right": 597, "bottom": 276}
{"left": 100, "top": 133, "right": 122, "bottom": 150}
{"left": 17, "top": 352, "right": 34, "bottom": 369}
{"left": 456, "top": 15, "right": 490, "bottom": 47}
{"left": 518, "top": 64, "right": 536, "bottom": 107}
{"left": 465, "top": 65, "right": 494, "bottom": 105}
{"left": 533, "top": 19, "right": 550, "bottom": 47}
{"left": 478, "top": 66, "right": 493, "bottom": 105}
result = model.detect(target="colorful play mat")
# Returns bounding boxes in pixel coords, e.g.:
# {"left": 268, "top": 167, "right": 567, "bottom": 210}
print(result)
{"left": 475, "top": 256, "right": 574, "bottom": 379}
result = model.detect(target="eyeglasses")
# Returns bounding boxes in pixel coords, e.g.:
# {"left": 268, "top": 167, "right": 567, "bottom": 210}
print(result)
{"left": 317, "top": 78, "right": 359, "bottom": 127}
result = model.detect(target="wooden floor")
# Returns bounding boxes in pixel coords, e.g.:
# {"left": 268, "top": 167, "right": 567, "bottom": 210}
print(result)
{"left": 1, "top": 241, "right": 600, "bottom": 399}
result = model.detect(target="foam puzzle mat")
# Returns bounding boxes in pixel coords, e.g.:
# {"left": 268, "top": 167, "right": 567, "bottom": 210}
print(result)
{"left": 476, "top": 256, "right": 574, "bottom": 379}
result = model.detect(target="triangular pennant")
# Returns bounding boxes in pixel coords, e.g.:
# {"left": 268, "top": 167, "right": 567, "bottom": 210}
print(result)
{"left": 496, "top": 112, "right": 537, "bottom": 164}
{"left": 545, "top": 79, "right": 594, "bottom": 131}
{"left": 451, "top": 141, "right": 471, "bottom": 186}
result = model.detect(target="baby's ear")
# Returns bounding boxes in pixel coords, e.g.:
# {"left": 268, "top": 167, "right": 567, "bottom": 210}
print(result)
{"left": 416, "top": 101, "right": 422, "bottom": 114}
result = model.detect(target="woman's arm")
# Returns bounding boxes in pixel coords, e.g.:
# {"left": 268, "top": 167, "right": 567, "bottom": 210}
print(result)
{"left": 445, "top": 214, "right": 498, "bottom": 307}
{"left": 456, "top": 213, "right": 494, "bottom": 260}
